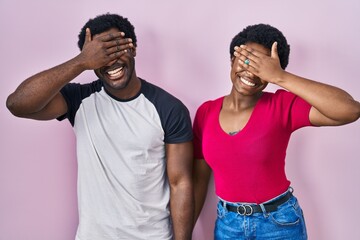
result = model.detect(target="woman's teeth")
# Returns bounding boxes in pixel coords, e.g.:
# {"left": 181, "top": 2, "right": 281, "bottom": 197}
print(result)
{"left": 107, "top": 67, "right": 123, "bottom": 78}
{"left": 240, "top": 77, "right": 255, "bottom": 87}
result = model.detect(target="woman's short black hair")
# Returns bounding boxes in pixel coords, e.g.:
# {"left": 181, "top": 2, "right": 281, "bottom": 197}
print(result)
{"left": 77, "top": 13, "right": 137, "bottom": 50}
{"left": 229, "top": 24, "right": 290, "bottom": 69}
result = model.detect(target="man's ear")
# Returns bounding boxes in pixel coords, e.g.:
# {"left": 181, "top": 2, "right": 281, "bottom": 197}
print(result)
{"left": 94, "top": 70, "right": 101, "bottom": 80}
{"left": 130, "top": 47, "right": 137, "bottom": 57}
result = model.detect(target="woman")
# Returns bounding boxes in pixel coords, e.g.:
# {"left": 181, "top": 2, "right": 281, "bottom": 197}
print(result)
{"left": 193, "top": 24, "right": 360, "bottom": 239}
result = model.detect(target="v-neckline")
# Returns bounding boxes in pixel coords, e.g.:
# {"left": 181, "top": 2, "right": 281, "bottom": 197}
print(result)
{"left": 217, "top": 93, "right": 266, "bottom": 137}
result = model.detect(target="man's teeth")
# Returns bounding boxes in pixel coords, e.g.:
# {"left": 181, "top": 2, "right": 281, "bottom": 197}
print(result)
{"left": 240, "top": 77, "right": 255, "bottom": 87}
{"left": 107, "top": 67, "right": 123, "bottom": 77}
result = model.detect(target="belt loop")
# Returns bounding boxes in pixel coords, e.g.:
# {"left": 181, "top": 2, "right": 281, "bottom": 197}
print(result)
{"left": 259, "top": 203, "right": 266, "bottom": 213}
{"left": 222, "top": 200, "right": 226, "bottom": 208}
{"left": 259, "top": 203, "right": 269, "bottom": 218}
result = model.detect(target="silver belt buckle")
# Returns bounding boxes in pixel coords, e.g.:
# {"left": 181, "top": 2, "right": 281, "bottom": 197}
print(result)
{"left": 236, "top": 204, "right": 254, "bottom": 216}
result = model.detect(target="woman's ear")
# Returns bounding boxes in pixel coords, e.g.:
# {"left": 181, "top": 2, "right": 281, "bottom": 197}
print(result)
{"left": 230, "top": 56, "right": 235, "bottom": 66}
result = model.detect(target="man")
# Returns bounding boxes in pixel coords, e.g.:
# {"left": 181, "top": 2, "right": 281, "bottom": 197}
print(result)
{"left": 6, "top": 13, "right": 194, "bottom": 240}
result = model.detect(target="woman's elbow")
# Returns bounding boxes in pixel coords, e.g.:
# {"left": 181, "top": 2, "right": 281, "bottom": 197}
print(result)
{"left": 342, "top": 100, "right": 360, "bottom": 124}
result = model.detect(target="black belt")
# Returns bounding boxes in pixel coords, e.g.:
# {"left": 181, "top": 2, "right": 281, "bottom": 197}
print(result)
{"left": 221, "top": 191, "right": 292, "bottom": 216}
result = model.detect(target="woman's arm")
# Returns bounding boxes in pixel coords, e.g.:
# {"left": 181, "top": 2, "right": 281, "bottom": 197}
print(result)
{"left": 235, "top": 42, "right": 360, "bottom": 126}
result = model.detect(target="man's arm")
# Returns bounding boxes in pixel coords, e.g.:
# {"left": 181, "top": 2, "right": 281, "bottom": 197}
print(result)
{"left": 6, "top": 28, "right": 132, "bottom": 120}
{"left": 166, "top": 141, "right": 194, "bottom": 240}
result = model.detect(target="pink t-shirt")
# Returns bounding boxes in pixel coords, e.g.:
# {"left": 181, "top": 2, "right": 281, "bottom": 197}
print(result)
{"left": 193, "top": 90, "right": 313, "bottom": 203}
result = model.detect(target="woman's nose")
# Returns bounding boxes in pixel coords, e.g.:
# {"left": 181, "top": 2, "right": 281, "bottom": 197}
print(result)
{"left": 245, "top": 70, "right": 254, "bottom": 77}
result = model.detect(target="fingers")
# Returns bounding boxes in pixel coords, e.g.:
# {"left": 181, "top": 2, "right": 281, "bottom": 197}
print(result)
{"left": 234, "top": 46, "right": 256, "bottom": 70}
{"left": 109, "top": 48, "right": 129, "bottom": 60}
{"left": 80, "top": 30, "right": 134, "bottom": 69}
{"left": 108, "top": 42, "right": 133, "bottom": 55}
{"left": 233, "top": 44, "right": 272, "bottom": 70}
{"left": 94, "top": 31, "right": 133, "bottom": 55}
{"left": 104, "top": 39, "right": 133, "bottom": 62}
{"left": 107, "top": 37, "right": 133, "bottom": 49}
{"left": 232, "top": 43, "right": 282, "bottom": 82}
{"left": 96, "top": 31, "right": 125, "bottom": 42}
{"left": 84, "top": 28, "right": 92, "bottom": 44}
{"left": 271, "top": 42, "right": 279, "bottom": 60}
{"left": 99, "top": 33, "right": 133, "bottom": 58}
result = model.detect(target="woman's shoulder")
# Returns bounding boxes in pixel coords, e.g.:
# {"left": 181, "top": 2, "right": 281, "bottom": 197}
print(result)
{"left": 199, "top": 96, "right": 224, "bottom": 109}
{"left": 263, "top": 89, "right": 297, "bottom": 103}
{"left": 195, "top": 96, "right": 224, "bottom": 118}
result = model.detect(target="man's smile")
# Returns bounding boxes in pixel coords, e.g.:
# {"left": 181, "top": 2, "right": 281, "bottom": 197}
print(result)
{"left": 107, "top": 66, "right": 124, "bottom": 79}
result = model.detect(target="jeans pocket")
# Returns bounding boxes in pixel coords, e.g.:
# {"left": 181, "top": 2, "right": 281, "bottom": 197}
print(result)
{"left": 216, "top": 202, "right": 239, "bottom": 226}
{"left": 217, "top": 202, "right": 227, "bottom": 219}
{"left": 268, "top": 197, "right": 301, "bottom": 226}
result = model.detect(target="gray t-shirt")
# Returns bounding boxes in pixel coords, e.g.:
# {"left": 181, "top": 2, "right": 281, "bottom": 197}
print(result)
{"left": 58, "top": 78, "right": 192, "bottom": 240}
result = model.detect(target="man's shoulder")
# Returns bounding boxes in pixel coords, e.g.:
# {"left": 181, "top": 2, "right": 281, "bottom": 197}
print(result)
{"left": 140, "top": 79, "right": 187, "bottom": 108}
{"left": 62, "top": 79, "right": 102, "bottom": 94}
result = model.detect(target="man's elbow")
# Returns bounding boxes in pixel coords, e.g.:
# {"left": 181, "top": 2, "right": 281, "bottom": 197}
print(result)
{"left": 6, "top": 94, "right": 29, "bottom": 118}
{"left": 353, "top": 101, "right": 360, "bottom": 122}
{"left": 6, "top": 94, "right": 19, "bottom": 116}
{"left": 169, "top": 176, "right": 193, "bottom": 192}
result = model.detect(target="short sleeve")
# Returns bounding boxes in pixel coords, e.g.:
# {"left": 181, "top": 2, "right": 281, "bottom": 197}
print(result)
{"left": 57, "top": 80, "right": 102, "bottom": 126}
{"left": 193, "top": 101, "right": 210, "bottom": 159}
{"left": 163, "top": 101, "right": 193, "bottom": 144}
{"left": 275, "top": 90, "right": 313, "bottom": 132}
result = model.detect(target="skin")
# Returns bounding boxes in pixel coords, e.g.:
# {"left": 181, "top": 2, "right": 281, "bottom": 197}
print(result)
{"left": 6, "top": 28, "right": 133, "bottom": 119}
{"left": 7, "top": 27, "right": 194, "bottom": 240}
{"left": 193, "top": 41, "right": 360, "bottom": 223}
{"left": 167, "top": 142, "right": 194, "bottom": 240}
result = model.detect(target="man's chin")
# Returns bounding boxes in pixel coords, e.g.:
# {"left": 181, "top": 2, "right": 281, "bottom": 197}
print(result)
{"left": 105, "top": 78, "right": 130, "bottom": 90}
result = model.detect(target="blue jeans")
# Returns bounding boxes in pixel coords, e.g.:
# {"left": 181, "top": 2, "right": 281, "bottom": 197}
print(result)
{"left": 214, "top": 190, "right": 307, "bottom": 240}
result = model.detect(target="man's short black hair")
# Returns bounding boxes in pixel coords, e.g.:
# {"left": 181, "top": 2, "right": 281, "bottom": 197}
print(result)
{"left": 229, "top": 24, "right": 290, "bottom": 69}
{"left": 78, "top": 13, "right": 137, "bottom": 50}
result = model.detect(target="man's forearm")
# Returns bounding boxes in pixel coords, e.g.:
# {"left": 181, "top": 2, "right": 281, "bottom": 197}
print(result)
{"left": 6, "top": 56, "right": 85, "bottom": 116}
{"left": 170, "top": 181, "right": 194, "bottom": 240}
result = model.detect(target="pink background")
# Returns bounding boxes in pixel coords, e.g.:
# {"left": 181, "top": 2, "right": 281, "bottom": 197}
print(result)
{"left": 1, "top": 0, "right": 360, "bottom": 239}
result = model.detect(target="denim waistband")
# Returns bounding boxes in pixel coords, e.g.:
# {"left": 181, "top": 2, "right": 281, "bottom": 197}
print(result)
{"left": 218, "top": 187, "right": 294, "bottom": 215}
{"left": 218, "top": 187, "right": 293, "bottom": 206}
